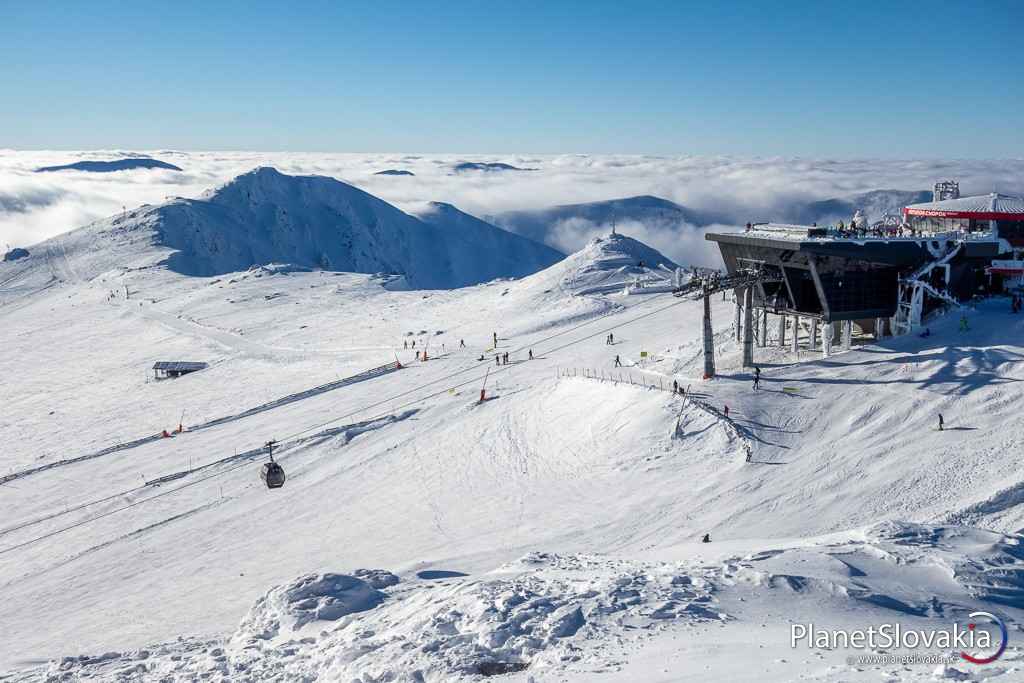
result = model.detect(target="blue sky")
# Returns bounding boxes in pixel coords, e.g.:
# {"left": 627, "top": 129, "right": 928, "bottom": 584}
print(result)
{"left": 2, "top": 1, "right": 1021, "bottom": 156}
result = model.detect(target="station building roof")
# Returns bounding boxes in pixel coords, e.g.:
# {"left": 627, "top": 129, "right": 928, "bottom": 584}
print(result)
{"left": 904, "top": 193, "right": 1024, "bottom": 220}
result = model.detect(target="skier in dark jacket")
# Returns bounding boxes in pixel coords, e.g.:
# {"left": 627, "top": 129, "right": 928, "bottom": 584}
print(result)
{"left": 701, "top": 533, "right": 711, "bottom": 543}
{"left": 752, "top": 366, "right": 761, "bottom": 390}
{"left": 938, "top": 413, "right": 944, "bottom": 431}
{"left": 614, "top": 355, "right": 622, "bottom": 367}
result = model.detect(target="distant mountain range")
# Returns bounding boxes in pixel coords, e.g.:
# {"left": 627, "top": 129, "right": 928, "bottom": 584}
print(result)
{"left": 492, "top": 195, "right": 718, "bottom": 245}
{"left": 452, "top": 162, "right": 535, "bottom": 173}
{"left": 781, "top": 189, "right": 932, "bottom": 226}
{"left": 35, "top": 158, "right": 183, "bottom": 173}
{"left": 490, "top": 190, "right": 937, "bottom": 250}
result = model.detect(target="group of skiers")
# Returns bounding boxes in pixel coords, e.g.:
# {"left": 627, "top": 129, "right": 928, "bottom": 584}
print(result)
{"left": 605, "top": 333, "right": 615, "bottom": 345}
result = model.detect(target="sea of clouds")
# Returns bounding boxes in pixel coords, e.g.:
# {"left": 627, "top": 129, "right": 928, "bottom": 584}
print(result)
{"left": 2, "top": 151, "right": 1023, "bottom": 268}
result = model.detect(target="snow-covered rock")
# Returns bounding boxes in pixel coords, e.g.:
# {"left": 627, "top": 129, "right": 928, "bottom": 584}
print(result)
{"left": 233, "top": 572, "right": 391, "bottom": 642}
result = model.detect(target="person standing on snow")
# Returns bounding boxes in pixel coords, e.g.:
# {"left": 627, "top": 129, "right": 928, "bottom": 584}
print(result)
{"left": 493, "top": 332, "right": 498, "bottom": 347}
{"left": 614, "top": 355, "right": 622, "bottom": 367}
{"left": 496, "top": 355, "right": 500, "bottom": 366}
{"left": 752, "top": 366, "right": 761, "bottom": 391}
{"left": 938, "top": 413, "right": 944, "bottom": 431}
{"left": 460, "top": 339, "right": 466, "bottom": 348}
{"left": 673, "top": 379, "right": 679, "bottom": 394}
{"left": 528, "top": 349, "right": 533, "bottom": 360}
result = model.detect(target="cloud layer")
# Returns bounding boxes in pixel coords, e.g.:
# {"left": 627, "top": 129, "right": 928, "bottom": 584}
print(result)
{"left": 2, "top": 150, "right": 1023, "bottom": 267}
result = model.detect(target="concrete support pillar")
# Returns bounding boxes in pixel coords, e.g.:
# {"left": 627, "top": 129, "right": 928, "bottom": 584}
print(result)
{"left": 734, "top": 295, "right": 742, "bottom": 342}
{"left": 777, "top": 314, "right": 786, "bottom": 347}
{"left": 742, "top": 287, "right": 754, "bottom": 368}
{"left": 759, "top": 309, "right": 768, "bottom": 348}
{"left": 874, "top": 317, "right": 886, "bottom": 340}
{"left": 791, "top": 315, "right": 800, "bottom": 352}
{"left": 702, "top": 292, "right": 715, "bottom": 379}
{"left": 842, "top": 320, "right": 853, "bottom": 350}
{"left": 810, "top": 318, "right": 819, "bottom": 350}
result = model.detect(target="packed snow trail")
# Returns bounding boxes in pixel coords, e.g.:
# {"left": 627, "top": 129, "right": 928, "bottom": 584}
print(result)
{"left": 0, "top": 361, "right": 404, "bottom": 486}
{"left": 0, "top": 412, "right": 416, "bottom": 556}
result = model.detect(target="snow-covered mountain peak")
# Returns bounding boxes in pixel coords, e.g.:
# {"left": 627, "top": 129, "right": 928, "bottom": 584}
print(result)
{"left": 8, "top": 168, "right": 564, "bottom": 290}
{"left": 517, "top": 231, "right": 680, "bottom": 297}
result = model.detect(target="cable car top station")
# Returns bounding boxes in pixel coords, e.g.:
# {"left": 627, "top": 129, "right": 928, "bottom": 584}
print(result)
{"left": 693, "top": 181, "right": 1024, "bottom": 377}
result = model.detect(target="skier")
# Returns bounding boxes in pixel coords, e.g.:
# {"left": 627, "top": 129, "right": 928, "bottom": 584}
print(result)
{"left": 701, "top": 533, "right": 711, "bottom": 543}
{"left": 412, "top": 340, "right": 416, "bottom": 348}
{"left": 493, "top": 332, "right": 498, "bottom": 347}
{"left": 504, "top": 351, "right": 509, "bottom": 364}
{"left": 724, "top": 404, "right": 730, "bottom": 418}
{"left": 608, "top": 332, "right": 614, "bottom": 345}
{"left": 672, "top": 379, "right": 679, "bottom": 394}
{"left": 614, "top": 355, "right": 622, "bottom": 367}
{"left": 938, "top": 413, "right": 944, "bottom": 431}
{"left": 752, "top": 366, "right": 761, "bottom": 391}
{"left": 460, "top": 339, "right": 466, "bottom": 348}
{"left": 528, "top": 349, "right": 533, "bottom": 360}
{"left": 496, "top": 355, "right": 500, "bottom": 366}
{"left": 478, "top": 354, "right": 485, "bottom": 361}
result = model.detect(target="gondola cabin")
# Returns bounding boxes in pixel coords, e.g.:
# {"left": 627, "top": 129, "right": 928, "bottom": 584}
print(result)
{"left": 261, "top": 462, "right": 286, "bottom": 489}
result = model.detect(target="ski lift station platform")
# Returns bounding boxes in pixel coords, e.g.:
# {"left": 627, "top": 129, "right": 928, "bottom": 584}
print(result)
{"left": 152, "top": 361, "right": 208, "bottom": 379}
{"left": 704, "top": 184, "right": 1024, "bottom": 346}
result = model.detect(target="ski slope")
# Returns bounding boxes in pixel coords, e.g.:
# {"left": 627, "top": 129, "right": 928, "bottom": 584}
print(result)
{"left": 2, "top": 223, "right": 1024, "bottom": 681}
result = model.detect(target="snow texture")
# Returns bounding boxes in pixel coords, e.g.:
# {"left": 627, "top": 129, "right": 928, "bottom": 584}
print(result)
{"left": 3, "top": 171, "right": 1024, "bottom": 682}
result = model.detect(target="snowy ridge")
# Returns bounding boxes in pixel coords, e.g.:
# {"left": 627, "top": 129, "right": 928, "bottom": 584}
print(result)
{"left": 0, "top": 167, "right": 563, "bottom": 290}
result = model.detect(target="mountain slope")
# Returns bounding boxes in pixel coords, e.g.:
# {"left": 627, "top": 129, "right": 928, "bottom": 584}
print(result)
{"left": 414, "top": 202, "right": 563, "bottom": 283}
{"left": 5, "top": 167, "right": 564, "bottom": 290}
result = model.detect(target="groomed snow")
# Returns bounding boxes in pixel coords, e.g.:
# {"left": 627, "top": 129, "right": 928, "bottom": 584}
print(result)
{"left": 3, "top": 192, "right": 1024, "bottom": 681}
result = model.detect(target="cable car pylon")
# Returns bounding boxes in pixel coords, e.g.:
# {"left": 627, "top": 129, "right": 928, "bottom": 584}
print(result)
{"left": 673, "top": 267, "right": 778, "bottom": 379}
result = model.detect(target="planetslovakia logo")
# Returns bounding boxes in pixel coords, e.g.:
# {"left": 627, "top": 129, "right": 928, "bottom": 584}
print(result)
{"left": 791, "top": 612, "right": 1009, "bottom": 665}
{"left": 961, "top": 611, "right": 1008, "bottom": 665}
